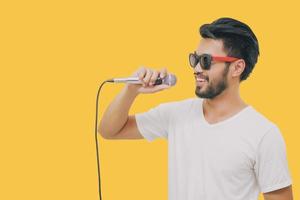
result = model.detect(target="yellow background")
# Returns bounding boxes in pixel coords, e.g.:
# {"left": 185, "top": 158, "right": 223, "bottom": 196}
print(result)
{"left": 0, "top": 0, "right": 299, "bottom": 199}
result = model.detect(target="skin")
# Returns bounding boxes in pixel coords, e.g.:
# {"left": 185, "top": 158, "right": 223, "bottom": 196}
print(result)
{"left": 99, "top": 38, "right": 293, "bottom": 199}
{"left": 194, "top": 38, "right": 293, "bottom": 199}
{"left": 193, "top": 38, "right": 248, "bottom": 125}
{"left": 263, "top": 186, "right": 293, "bottom": 200}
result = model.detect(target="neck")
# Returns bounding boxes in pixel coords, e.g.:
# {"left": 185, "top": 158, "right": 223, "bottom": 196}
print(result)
{"left": 203, "top": 83, "right": 247, "bottom": 116}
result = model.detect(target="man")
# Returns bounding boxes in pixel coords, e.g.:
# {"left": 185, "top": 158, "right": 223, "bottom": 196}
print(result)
{"left": 99, "top": 18, "right": 293, "bottom": 200}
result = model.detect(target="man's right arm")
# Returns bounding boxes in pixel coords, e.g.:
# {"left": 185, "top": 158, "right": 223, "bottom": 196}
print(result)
{"left": 98, "top": 84, "right": 143, "bottom": 139}
{"left": 98, "top": 67, "right": 171, "bottom": 139}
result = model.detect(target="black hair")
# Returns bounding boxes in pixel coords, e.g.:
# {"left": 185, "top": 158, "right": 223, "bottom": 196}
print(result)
{"left": 199, "top": 17, "right": 259, "bottom": 81}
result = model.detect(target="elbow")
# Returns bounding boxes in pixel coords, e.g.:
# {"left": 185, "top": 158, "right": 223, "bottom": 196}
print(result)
{"left": 97, "top": 121, "right": 107, "bottom": 139}
{"left": 97, "top": 127, "right": 110, "bottom": 139}
{"left": 97, "top": 126, "right": 104, "bottom": 137}
{"left": 97, "top": 122, "right": 114, "bottom": 139}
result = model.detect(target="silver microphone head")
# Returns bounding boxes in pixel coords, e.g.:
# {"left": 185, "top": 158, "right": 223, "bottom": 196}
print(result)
{"left": 108, "top": 73, "right": 177, "bottom": 86}
{"left": 162, "top": 74, "right": 177, "bottom": 86}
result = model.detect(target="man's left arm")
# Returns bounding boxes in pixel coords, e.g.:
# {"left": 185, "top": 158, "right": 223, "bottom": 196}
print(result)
{"left": 263, "top": 185, "right": 293, "bottom": 200}
{"left": 254, "top": 125, "right": 293, "bottom": 198}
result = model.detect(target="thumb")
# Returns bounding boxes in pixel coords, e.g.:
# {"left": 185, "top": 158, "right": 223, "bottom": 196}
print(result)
{"left": 154, "top": 84, "right": 171, "bottom": 91}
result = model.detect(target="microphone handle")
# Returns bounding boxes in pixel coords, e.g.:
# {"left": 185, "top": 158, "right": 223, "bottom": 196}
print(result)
{"left": 112, "top": 77, "right": 163, "bottom": 85}
{"left": 153, "top": 77, "right": 163, "bottom": 85}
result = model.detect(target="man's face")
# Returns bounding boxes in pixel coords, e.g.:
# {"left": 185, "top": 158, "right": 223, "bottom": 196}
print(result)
{"left": 194, "top": 38, "right": 230, "bottom": 99}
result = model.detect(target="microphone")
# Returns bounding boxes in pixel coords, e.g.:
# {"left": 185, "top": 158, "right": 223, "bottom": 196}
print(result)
{"left": 107, "top": 74, "right": 177, "bottom": 86}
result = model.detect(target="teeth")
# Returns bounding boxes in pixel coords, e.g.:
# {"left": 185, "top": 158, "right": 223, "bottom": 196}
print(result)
{"left": 196, "top": 78, "right": 206, "bottom": 82}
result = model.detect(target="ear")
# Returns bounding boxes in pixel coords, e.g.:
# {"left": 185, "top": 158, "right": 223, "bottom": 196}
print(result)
{"left": 231, "top": 59, "right": 246, "bottom": 79}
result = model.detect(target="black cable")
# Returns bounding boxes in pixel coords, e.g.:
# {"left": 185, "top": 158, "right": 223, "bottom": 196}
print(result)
{"left": 94, "top": 79, "right": 113, "bottom": 200}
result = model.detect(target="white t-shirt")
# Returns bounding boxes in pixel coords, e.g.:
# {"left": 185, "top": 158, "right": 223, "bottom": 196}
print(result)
{"left": 135, "top": 97, "right": 292, "bottom": 200}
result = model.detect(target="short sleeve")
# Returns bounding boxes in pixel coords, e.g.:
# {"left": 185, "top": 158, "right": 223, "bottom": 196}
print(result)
{"left": 254, "top": 125, "right": 292, "bottom": 193}
{"left": 135, "top": 103, "right": 172, "bottom": 142}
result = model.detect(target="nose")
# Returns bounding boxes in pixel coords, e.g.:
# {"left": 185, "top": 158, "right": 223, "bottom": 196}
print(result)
{"left": 194, "top": 62, "right": 203, "bottom": 73}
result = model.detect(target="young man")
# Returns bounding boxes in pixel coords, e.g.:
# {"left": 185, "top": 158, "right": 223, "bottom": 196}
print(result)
{"left": 99, "top": 18, "right": 293, "bottom": 200}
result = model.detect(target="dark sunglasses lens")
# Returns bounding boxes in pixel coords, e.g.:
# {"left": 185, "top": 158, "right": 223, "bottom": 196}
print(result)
{"left": 200, "top": 55, "right": 211, "bottom": 70}
{"left": 189, "top": 54, "right": 197, "bottom": 68}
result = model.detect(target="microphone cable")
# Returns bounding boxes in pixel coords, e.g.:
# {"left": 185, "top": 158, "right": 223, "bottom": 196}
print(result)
{"left": 94, "top": 79, "right": 113, "bottom": 200}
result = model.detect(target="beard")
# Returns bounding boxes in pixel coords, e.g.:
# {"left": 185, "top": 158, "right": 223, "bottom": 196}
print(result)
{"left": 195, "top": 66, "right": 229, "bottom": 99}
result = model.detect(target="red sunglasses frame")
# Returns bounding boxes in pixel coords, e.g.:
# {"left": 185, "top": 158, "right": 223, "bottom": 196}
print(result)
{"left": 210, "top": 55, "right": 240, "bottom": 62}
{"left": 189, "top": 52, "right": 240, "bottom": 69}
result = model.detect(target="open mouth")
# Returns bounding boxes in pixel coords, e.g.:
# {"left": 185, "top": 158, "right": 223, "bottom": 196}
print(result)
{"left": 194, "top": 74, "right": 208, "bottom": 87}
{"left": 194, "top": 72, "right": 208, "bottom": 82}
{"left": 195, "top": 75, "right": 208, "bottom": 83}
{"left": 195, "top": 78, "right": 207, "bottom": 87}
{"left": 196, "top": 77, "right": 207, "bottom": 82}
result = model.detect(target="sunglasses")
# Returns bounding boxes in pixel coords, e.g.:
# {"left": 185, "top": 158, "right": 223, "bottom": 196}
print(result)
{"left": 189, "top": 51, "right": 240, "bottom": 70}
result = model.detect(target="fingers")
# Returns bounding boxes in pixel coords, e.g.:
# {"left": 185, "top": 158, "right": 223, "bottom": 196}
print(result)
{"left": 149, "top": 70, "right": 159, "bottom": 86}
{"left": 134, "top": 67, "right": 169, "bottom": 87}
{"left": 137, "top": 67, "right": 146, "bottom": 80}
{"left": 160, "top": 67, "right": 167, "bottom": 79}
{"left": 143, "top": 68, "right": 153, "bottom": 86}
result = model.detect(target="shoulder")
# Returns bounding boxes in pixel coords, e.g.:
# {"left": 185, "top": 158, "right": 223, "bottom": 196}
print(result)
{"left": 158, "top": 97, "right": 199, "bottom": 112}
{"left": 242, "top": 106, "right": 279, "bottom": 137}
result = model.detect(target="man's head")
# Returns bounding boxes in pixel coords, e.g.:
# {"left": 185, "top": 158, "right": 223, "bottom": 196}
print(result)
{"left": 192, "top": 17, "right": 259, "bottom": 99}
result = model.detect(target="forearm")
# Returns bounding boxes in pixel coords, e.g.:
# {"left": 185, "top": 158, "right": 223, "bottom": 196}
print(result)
{"left": 98, "top": 84, "right": 139, "bottom": 138}
{"left": 263, "top": 185, "right": 293, "bottom": 200}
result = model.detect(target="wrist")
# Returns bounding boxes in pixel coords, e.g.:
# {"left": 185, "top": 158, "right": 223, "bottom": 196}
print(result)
{"left": 124, "top": 84, "right": 140, "bottom": 97}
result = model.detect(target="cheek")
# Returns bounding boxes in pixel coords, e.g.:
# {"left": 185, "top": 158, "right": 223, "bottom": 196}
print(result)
{"left": 207, "top": 64, "right": 228, "bottom": 80}
{"left": 205, "top": 69, "right": 219, "bottom": 82}
{"left": 212, "top": 63, "right": 226, "bottom": 73}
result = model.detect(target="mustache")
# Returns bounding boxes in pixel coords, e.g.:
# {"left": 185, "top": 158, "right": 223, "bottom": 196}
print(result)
{"left": 194, "top": 72, "right": 209, "bottom": 81}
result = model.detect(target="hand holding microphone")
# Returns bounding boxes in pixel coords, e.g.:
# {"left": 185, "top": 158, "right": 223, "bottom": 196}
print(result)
{"left": 110, "top": 67, "right": 177, "bottom": 94}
